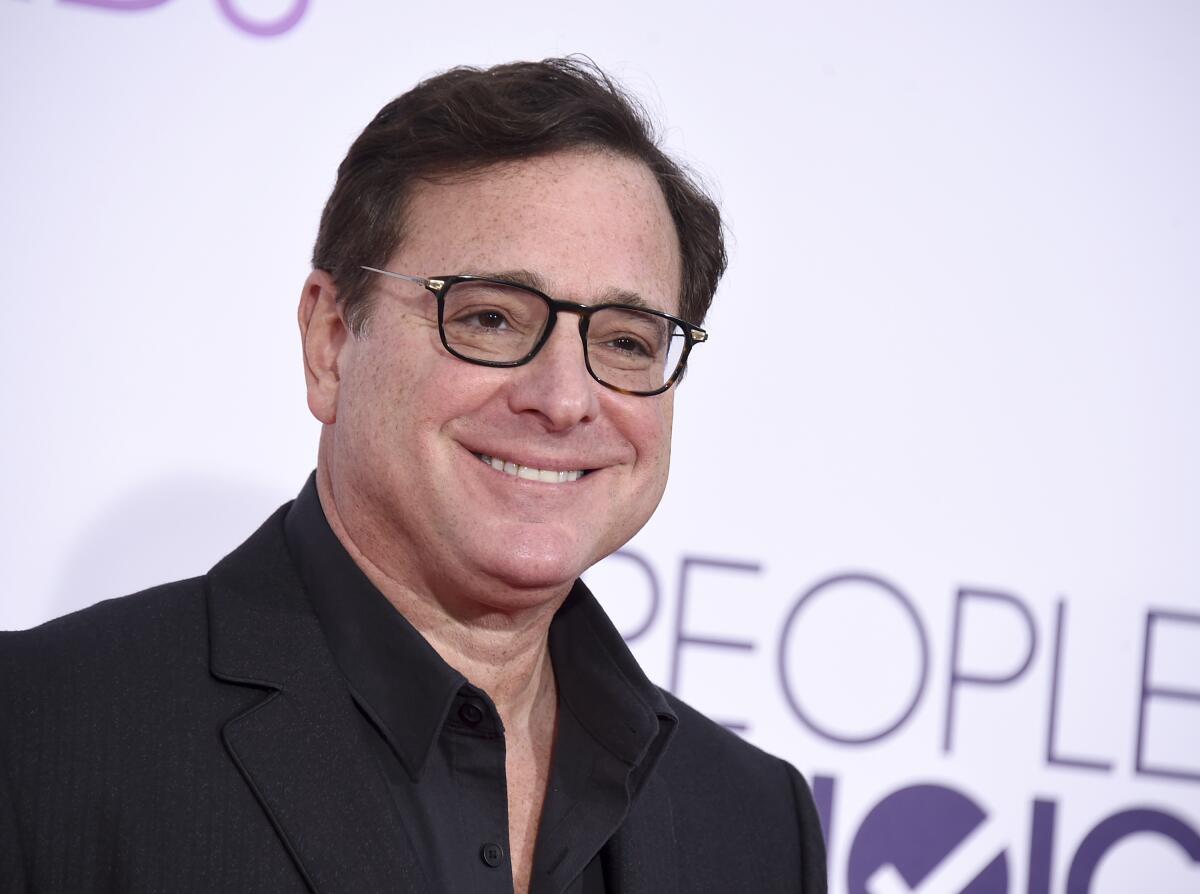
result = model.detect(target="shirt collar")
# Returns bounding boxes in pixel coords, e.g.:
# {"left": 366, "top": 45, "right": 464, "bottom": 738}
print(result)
{"left": 284, "top": 475, "right": 465, "bottom": 779}
{"left": 549, "top": 583, "right": 676, "bottom": 768}
{"left": 284, "top": 474, "right": 676, "bottom": 780}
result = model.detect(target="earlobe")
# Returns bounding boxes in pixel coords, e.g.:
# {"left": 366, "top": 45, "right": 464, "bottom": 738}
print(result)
{"left": 298, "top": 269, "right": 348, "bottom": 425}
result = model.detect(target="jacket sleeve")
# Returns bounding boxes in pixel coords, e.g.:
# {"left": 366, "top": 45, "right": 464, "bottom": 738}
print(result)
{"left": 0, "top": 681, "right": 30, "bottom": 894}
{"left": 787, "top": 761, "right": 829, "bottom": 893}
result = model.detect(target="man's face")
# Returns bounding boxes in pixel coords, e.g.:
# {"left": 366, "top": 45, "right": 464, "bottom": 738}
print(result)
{"left": 317, "top": 151, "right": 683, "bottom": 609}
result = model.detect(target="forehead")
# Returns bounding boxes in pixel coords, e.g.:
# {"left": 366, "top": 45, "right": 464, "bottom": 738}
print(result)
{"left": 395, "top": 151, "right": 683, "bottom": 315}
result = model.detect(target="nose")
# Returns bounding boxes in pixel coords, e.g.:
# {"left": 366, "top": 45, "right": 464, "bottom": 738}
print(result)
{"left": 505, "top": 317, "right": 600, "bottom": 431}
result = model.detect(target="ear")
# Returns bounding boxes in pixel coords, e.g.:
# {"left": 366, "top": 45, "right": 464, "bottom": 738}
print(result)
{"left": 298, "top": 269, "right": 348, "bottom": 425}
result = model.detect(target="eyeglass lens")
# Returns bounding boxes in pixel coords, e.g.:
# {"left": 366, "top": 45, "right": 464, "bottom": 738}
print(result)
{"left": 440, "top": 281, "right": 686, "bottom": 394}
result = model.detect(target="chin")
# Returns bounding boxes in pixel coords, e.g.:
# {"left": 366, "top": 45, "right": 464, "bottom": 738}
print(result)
{"left": 485, "top": 556, "right": 581, "bottom": 597}
{"left": 471, "top": 537, "right": 594, "bottom": 601}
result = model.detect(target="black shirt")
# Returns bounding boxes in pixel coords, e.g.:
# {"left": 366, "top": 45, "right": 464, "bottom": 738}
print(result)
{"left": 283, "top": 477, "right": 677, "bottom": 894}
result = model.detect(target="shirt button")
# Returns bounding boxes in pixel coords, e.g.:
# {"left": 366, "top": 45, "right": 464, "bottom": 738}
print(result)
{"left": 458, "top": 702, "right": 484, "bottom": 726}
{"left": 480, "top": 842, "right": 505, "bottom": 868}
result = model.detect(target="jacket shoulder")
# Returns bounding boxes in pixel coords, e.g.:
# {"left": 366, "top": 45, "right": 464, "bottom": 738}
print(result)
{"left": 0, "top": 516, "right": 313, "bottom": 893}
{"left": 0, "top": 581, "right": 222, "bottom": 752}
{"left": 655, "top": 689, "right": 828, "bottom": 891}
{"left": 0, "top": 579, "right": 208, "bottom": 678}
{"left": 0, "top": 502, "right": 294, "bottom": 685}
{"left": 658, "top": 688, "right": 794, "bottom": 778}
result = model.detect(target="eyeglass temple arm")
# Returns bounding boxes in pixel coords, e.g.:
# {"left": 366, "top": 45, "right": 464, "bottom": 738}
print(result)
{"left": 360, "top": 267, "right": 442, "bottom": 290}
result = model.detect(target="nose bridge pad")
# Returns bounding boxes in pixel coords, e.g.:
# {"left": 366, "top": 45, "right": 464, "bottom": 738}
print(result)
{"left": 524, "top": 308, "right": 600, "bottom": 410}
{"left": 576, "top": 314, "right": 593, "bottom": 379}
{"left": 515, "top": 303, "right": 599, "bottom": 404}
{"left": 534, "top": 308, "right": 588, "bottom": 370}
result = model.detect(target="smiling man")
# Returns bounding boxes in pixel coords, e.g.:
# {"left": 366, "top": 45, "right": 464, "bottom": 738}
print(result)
{"left": 1, "top": 60, "right": 826, "bottom": 893}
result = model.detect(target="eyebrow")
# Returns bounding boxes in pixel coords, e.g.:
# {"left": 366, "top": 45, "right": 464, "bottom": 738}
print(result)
{"left": 477, "top": 268, "right": 658, "bottom": 312}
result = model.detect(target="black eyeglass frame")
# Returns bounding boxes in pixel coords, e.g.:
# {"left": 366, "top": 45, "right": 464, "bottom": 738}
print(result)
{"left": 360, "top": 266, "right": 708, "bottom": 397}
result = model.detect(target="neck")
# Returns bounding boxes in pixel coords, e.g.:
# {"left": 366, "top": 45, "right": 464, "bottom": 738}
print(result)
{"left": 314, "top": 460, "right": 564, "bottom": 728}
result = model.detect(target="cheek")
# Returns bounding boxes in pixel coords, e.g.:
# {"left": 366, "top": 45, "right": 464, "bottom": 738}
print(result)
{"left": 335, "top": 336, "right": 421, "bottom": 449}
{"left": 338, "top": 332, "right": 509, "bottom": 459}
{"left": 630, "top": 401, "right": 675, "bottom": 484}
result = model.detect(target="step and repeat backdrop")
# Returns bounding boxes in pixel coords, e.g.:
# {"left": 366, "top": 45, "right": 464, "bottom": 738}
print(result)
{"left": 3, "top": 2, "right": 1197, "bottom": 891}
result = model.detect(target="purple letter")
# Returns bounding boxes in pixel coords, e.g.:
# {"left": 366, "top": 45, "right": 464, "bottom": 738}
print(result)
{"left": 1136, "top": 609, "right": 1200, "bottom": 782}
{"left": 1027, "top": 799, "right": 1057, "bottom": 894}
{"left": 216, "top": 0, "right": 308, "bottom": 37}
{"left": 61, "top": 0, "right": 171, "bottom": 10}
{"left": 810, "top": 773, "right": 837, "bottom": 857}
{"left": 779, "top": 573, "right": 929, "bottom": 745}
{"left": 669, "top": 556, "right": 757, "bottom": 732}
{"left": 604, "top": 549, "right": 660, "bottom": 644}
{"left": 944, "top": 587, "right": 1037, "bottom": 753}
{"left": 1066, "top": 808, "right": 1200, "bottom": 893}
{"left": 1045, "top": 598, "right": 1112, "bottom": 771}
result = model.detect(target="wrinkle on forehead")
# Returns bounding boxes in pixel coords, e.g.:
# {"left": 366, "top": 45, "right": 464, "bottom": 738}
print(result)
{"left": 397, "top": 150, "right": 683, "bottom": 316}
{"left": 465, "top": 268, "right": 658, "bottom": 312}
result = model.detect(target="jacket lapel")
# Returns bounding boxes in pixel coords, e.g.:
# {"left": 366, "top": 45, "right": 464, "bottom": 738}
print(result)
{"left": 207, "top": 507, "right": 424, "bottom": 894}
{"left": 604, "top": 773, "right": 679, "bottom": 894}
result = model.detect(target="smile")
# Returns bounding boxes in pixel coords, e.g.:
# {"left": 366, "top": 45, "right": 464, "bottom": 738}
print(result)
{"left": 473, "top": 452, "right": 587, "bottom": 483}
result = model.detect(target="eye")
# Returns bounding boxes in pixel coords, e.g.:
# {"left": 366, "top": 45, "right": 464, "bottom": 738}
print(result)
{"left": 462, "top": 308, "right": 510, "bottom": 331}
{"left": 442, "top": 281, "right": 543, "bottom": 338}
{"left": 588, "top": 308, "right": 669, "bottom": 364}
{"left": 603, "top": 334, "right": 654, "bottom": 357}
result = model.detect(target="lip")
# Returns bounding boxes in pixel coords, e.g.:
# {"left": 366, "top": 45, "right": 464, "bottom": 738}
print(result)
{"left": 456, "top": 437, "right": 608, "bottom": 479}
{"left": 470, "top": 450, "right": 593, "bottom": 483}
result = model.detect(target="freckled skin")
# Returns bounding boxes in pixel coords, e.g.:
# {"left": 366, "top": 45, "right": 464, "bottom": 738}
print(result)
{"left": 309, "top": 150, "right": 682, "bottom": 617}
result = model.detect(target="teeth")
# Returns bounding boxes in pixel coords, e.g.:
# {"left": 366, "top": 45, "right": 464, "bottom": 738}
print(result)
{"left": 475, "top": 453, "right": 584, "bottom": 483}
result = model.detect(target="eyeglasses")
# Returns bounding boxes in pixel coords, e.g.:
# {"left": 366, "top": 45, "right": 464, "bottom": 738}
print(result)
{"left": 361, "top": 266, "right": 708, "bottom": 396}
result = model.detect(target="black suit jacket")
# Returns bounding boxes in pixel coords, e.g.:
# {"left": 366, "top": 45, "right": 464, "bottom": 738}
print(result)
{"left": 1, "top": 506, "right": 827, "bottom": 893}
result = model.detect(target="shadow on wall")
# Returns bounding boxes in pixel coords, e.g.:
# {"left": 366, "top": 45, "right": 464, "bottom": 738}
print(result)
{"left": 50, "top": 474, "right": 291, "bottom": 621}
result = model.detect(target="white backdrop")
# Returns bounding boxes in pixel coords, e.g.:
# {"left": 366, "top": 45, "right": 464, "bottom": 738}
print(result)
{"left": 2, "top": 2, "right": 1198, "bottom": 891}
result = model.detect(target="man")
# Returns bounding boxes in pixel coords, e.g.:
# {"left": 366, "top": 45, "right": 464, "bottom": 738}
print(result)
{"left": 1, "top": 59, "right": 826, "bottom": 893}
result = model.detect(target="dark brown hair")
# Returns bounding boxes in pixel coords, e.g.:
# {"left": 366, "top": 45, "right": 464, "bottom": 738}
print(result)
{"left": 312, "top": 57, "right": 726, "bottom": 332}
